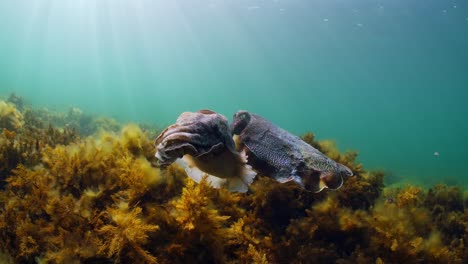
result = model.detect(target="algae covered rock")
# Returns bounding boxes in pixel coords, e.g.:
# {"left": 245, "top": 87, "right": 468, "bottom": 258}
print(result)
{"left": 0, "top": 100, "right": 24, "bottom": 131}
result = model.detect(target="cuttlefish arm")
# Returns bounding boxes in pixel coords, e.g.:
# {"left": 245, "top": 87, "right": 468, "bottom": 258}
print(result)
{"left": 154, "top": 110, "right": 228, "bottom": 166}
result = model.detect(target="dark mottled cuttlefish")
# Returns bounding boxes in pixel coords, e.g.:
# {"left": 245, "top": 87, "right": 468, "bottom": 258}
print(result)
{"left": 230, "top": 110, "right": 353, "bottom": 192}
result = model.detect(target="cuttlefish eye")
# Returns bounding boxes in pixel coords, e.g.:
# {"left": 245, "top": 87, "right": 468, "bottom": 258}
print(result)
{"left": 231, "top": 111, "right": 251, "bottom": 135}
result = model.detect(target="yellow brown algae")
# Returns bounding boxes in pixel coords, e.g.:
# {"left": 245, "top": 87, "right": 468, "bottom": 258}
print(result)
{"left": 0, "top": 100, "right": 24, "bottom": 131}
{"left": 0, "top": 99, "right": 465, "bottom": 263}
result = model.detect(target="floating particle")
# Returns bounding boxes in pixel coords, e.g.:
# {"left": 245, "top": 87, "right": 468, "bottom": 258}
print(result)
{"left": 356, "top": 23, "right": 363, "bottom": 27}
{"left": 453, "top": 5, "right": 457, "bottom": 9}
{"left": 323, "top": 18, "right": 329, "bottom": 22}
{"left": 247, "top": 6, "right": 260, "bottom": 11}
{"left": 442, "top": 9, "right": 447, "bottom": 13}
{"left": 434, "top": 151, "right": 440, "bottom": 157}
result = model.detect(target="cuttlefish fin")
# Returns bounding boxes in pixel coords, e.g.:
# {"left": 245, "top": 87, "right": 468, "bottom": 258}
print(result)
{"left": 293, "top": 170, "right": 329, "bottom": 193}
{"left": 275, "top": 175, "right": 297, "bottom": 184}
{"left": 225, "top": 176, "right": 249, "bottom": 193}
{"left": 175, "top": 150, "right": 256, "bottom": 193}
{"left": 175, "top": 157, "right": 227, "bottom": 188}
{"left": 224, "top": 161, "right": 256, "bottom": 192}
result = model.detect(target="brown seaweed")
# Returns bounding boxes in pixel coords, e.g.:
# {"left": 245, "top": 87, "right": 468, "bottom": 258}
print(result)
{"left": 0, "top": 99, "right": 465, "bottom": 264}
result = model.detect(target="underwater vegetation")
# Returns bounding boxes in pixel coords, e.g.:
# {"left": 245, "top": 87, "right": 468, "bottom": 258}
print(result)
{"left": 0, "top": 94, "right": 466, "bottom": 263}
{"left": 0, "top": 100, "right": 24, "bottom": 132}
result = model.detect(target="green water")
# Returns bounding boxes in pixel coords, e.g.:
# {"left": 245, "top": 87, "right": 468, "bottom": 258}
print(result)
{"left": 1, "top": 0, "right": 467, "bottom": 187}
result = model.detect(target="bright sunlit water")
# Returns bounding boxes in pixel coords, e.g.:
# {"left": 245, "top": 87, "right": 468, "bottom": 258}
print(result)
{"left": 1, "top": 0, "right": 467, "bottom": 187}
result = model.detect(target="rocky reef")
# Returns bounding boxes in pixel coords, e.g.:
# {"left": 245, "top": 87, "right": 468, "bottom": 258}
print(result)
{"left": 0, "top": 95, "right": 466, "bottom": 263}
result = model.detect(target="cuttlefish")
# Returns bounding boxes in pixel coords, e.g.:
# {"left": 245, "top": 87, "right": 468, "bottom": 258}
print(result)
{"left": 230, "top": 110, "right": 353, "bottom": 192}
{"left": 154, "top": 110, "right": 256, "bottom": 192}
{"left": 155, "top": 110, "right": 353, "bottom": 193}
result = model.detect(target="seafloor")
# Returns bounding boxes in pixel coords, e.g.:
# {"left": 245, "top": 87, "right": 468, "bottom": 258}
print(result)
{"left": 0, "top": 94, "right": 466, "bottom": 264}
